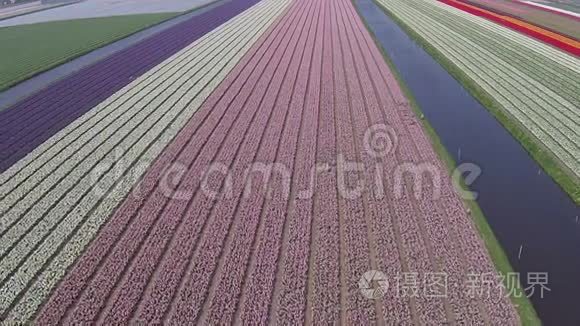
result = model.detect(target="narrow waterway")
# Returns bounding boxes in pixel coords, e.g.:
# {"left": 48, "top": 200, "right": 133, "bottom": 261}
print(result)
{"left": 354, "top": 0, "right": 580, "bottom": 324}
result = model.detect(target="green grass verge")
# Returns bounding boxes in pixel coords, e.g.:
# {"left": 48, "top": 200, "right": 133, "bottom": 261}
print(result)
{"left": 373, "top": 0, "right": 580, "bottom": 206}
{"left": 353, "top": 1, "right": 542, "bottom": 324}
{"left": 0, "top": 12, "right": 180, "bottom": 91}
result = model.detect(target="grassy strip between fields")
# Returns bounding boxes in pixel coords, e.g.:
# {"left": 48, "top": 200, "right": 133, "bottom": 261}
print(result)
{"left": 0, "top": 0, "right": 223, "bottom": 92}
{"left": 374, "top": 1, "right": 580, "bottom": 205}
{"left": 353, "top": 2, "right": 542, "bottom": 325}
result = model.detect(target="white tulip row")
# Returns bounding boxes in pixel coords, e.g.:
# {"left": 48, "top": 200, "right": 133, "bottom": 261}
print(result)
{"left": 375, "top": 0, "right": 580, "bottom": 178}
{"left": 0, "top": 0, "right": 291, "bottom": 322}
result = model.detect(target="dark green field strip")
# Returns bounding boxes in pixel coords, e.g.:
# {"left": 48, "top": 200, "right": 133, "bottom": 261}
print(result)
{"left": 0, "top": 12, "right": 177, "bottom": 91}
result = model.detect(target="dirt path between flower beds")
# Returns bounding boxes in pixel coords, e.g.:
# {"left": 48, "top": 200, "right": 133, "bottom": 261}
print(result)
{"left": 29, "top": 0, "right": 519, "bottom": 324}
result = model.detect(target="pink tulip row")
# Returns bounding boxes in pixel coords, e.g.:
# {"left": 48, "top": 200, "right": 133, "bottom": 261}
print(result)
{"left": 193, "top": 2, "right": 316, "bottom": 323}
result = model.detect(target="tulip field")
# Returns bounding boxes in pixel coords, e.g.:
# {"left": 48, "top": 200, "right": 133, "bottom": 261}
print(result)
{"left": 461, "top": 0, "right": 580, "bottom": 40}
{"left": 375, "top": 0, "right": 580, "bottom": 202}
{"left": 0, "top": 0, "right": 527, "bottom": 324}
{"left": 0, "top": 0, "right": 260, "bottom": 172}
{"left": 440, "top": 0, "right": 580, "bottom": 56}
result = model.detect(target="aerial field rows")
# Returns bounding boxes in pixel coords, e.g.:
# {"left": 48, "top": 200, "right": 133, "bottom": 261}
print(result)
{"left": 0, "top": 1, "right": 44, "bottom": 20}
{"left": 516, "top": 0, "right": 580, "bottom": 18}
{"left": 458, "top": 0, "right": 580, "bottom": 40}
{"left": 10, "top": 0, "right": 520, "bottom": 324}
{"left": 440, "top": 0, "right": 580, "bottom": 56}
{"left": 0, "top": 12, "right": 177, "bottom": 91}
{"left": 0, "top": 0, "right": 290, "bottom": 321}
{"left": 0, "top": 0, "right": 214, "bottom": 26}
{"left": 0, "top": 0, "right": 260, "bottom": 173}
{"left": 0, "top": 1, "right": 77, "bottom": 22}
{"left": 375, "top": 0, "right": 580, "bottom": 201}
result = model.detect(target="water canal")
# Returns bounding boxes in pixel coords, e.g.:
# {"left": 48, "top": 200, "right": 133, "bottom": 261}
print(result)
{"left": 354, "top": 0, "right": 580, "bottom": 324}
